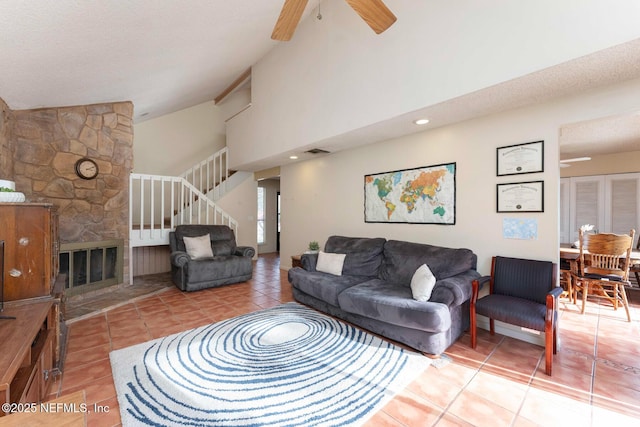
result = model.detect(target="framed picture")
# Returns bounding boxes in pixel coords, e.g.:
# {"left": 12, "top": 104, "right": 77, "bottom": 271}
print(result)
{"left": 497, "top": 181, "right": 544, "bottom": 213}
{"left": 496, "top": 140, "right": 544, "bottom": 176}
{"left": 364, "top": 163, "right": 456, "bottom": 224}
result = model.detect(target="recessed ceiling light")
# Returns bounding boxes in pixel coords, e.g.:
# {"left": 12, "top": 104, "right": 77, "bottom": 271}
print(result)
{"left": 414, "top": 119, "right": 429, "bottom": 125}
{"left": 289, "top": 155, "right": 298, "bottom": 160}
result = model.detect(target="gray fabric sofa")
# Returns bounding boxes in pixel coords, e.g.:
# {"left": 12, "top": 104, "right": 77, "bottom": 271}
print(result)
{"left": 288, "top": 236, "right": 480, "bottom": 355}
{"left": 169, "top": 224, "right": 255, "bottom": 291}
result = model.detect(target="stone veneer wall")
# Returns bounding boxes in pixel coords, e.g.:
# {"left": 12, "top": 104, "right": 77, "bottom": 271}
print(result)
{"left": 0, "top": 98, "right": 13, "bottom": 179}
{"left": 11, "top": 102, "right": 134, "bottom": 284}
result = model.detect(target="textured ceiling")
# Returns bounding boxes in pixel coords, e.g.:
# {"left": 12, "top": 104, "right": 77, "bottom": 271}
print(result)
{"left": 0, "top": 0, "right": 319, "bottom": 121}
{"left": 0, "top": 1, "right": 638, "bottom": 162}
{"left": 278, "top": 38, "right": 640, "bottom": 169}
{"left": 560, "top": 112, "right": 640, "bottom": 159}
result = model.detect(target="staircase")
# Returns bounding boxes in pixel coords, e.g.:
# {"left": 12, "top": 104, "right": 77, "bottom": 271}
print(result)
{"left": 129, "top": 147, "right": 244, "bottom": 281}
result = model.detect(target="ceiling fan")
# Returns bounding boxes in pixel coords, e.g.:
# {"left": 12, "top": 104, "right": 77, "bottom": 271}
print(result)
{"left": 271, "top": 0, "right": 397, "bottom": 41}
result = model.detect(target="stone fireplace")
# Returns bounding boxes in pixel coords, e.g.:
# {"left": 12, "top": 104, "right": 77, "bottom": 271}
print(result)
{"left": 2, "top": 99, "right": 134, "bottom": 285}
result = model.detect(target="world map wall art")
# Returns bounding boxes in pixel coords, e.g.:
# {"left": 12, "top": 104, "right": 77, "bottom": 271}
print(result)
{"left": 364, "top": 162, "right": 456, "bottom": 224}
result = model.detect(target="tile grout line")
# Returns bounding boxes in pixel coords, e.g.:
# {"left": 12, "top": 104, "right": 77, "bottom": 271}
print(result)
{"left": 434, "top": 335, "right": 507, "bottom": 426}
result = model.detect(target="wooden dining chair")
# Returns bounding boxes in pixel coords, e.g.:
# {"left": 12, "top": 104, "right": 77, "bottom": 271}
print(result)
{"left": 629, "top": 236, "right": 640, "bottom": 286}
{"left": 570, "top": 229, "right": 635, "bottom": 322}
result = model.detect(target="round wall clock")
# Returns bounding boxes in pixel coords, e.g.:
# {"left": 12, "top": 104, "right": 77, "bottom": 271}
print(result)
{"left": 74, "top": 157, "right": 99, "bottom": 180}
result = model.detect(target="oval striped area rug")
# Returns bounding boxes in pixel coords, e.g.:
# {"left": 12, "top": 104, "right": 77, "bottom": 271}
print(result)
{"left": 110, "top": 302, "right": 431, "bottom": 426}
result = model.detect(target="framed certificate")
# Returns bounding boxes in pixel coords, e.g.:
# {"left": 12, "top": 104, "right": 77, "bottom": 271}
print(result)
{"left": 497, "top": 181, "right": 544, "bottom": 213}
{"left": 496, "top": 140, "right": 544, "bottom": 176}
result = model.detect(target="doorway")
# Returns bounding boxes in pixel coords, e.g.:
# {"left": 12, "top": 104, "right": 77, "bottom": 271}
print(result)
{"left": 257, "top": 178, "right": 281, "bottom": 254}
{"left": 277, "top": 191, "right": 281, "bottom": 252}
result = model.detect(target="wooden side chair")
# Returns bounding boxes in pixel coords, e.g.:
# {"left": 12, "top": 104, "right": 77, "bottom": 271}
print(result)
{"left": 470, "top": 256, "right": 561, "bottom": 376}
{"left": 629, "top": 236, "right": 640, "bottom": 286}
{"left": 570, "top": 229, "right": 635, "bottom": 322}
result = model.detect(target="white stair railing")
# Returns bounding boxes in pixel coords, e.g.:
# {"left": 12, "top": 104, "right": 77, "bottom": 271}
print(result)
{"left": 180, "top": 147, "right": 229, "bottom": 200}
{"left": 129, "top": 173, "right": 238, "bottom": 248}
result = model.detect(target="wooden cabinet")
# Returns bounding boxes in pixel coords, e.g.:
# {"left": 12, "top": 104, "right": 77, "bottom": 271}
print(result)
{"left": 0, "top": 203, "right": 58, "bottom": 301}
{"left": 0, "top": 300, "right": 57, "bottom": 416}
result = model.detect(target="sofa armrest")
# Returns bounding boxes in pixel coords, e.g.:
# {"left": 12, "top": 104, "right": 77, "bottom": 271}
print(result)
{"left": 430, "top": 270, "right": 480, "bottom": 307}
{"left": 301, "top": 253, "right": 318, "bottom": 271}
{"left": 235, "top": 246, "right": 256, "bottom": 258}
{"left": 170, "top": 251, "right": 190, "bottom": 267}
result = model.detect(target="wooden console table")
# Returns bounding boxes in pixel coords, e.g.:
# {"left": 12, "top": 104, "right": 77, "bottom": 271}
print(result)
{"left": 0, "top": 298, "right": 57, "bottom": 416}
{"left": 291, "top": 255, "right": 302, "bottom": 269}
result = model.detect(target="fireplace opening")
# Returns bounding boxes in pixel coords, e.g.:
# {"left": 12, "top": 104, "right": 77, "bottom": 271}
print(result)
{"left": 59, "top": 239, "right": 124, "bottom": 296}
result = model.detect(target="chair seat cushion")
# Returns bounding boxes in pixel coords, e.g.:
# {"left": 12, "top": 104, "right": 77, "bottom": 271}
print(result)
{"left": 581, "top": 273, "right": 625, "bottom": 282}
{"left": 475, "top": 294, "right": 546, "bottom": 332}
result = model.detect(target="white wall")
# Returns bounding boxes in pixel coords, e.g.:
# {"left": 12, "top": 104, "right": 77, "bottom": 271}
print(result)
{"left": 258, "top": 179, "right": 281, "bottom": 254}
{"left": 215, "top": 174, "right": 258, "bottom": 255}
{"left": 133, "top": 101, "right": 226, "bottom": 175}
{"left": 280, "top": 78, "right": 640, "bottom": 275}
{"left": 227, "top": 0, "right": 640, "bottom": 169}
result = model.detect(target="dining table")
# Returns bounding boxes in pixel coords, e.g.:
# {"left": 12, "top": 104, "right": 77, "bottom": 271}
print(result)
{"left": 560, "top": 244, "right": 640, "bottom": 264}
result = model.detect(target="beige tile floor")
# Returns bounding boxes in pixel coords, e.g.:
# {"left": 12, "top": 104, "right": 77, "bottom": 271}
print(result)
{"left": 54, "top": 254, "right": 640, "bottom": 426}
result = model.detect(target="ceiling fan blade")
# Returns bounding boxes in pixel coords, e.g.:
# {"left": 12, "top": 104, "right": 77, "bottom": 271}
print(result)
{"left": 271, "top": 0, "right": 309, "bottom": 41}
{"left": 345, "top": 0, "right": 397, "bottom": 34}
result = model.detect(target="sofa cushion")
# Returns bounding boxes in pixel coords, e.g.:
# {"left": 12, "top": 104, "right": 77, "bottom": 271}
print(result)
{"left": 338, "top": 279, "right": 452, "bottom": 333}
{"left": 316, "top": 251, "right": 346, "bottom": 276}
{"left": 185, "top": 255, "right": 251, "bottom": 283}
{"left": 411, "top": 264, "right": 436, "bottom": 301}
{"left": 211, "top": 240, "right": 235, "bottom": 256}
{"left": 288, "top": 268, "right": 368, "bottom": 307}
{"left": 174, "top": 225, "right": 237, "bottom": 254}
{"left": 324, "top": 236, "right": 386, "bottom": 277}
{"left": 183, "top": 234, "right": 214, "bottom": 259}
{"left": 380, "top": 240, "right": 477, "bottom": 285}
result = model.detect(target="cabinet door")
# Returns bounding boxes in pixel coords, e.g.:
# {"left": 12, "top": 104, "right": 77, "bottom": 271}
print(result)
{"left": 19, "top": 366, "right": 40, "bottom": 405}
{"left": 39, "top": 332, "right": 54, "bottom": 400}
{"left": 0, "top": 205, "right": 52, "bottom": 301}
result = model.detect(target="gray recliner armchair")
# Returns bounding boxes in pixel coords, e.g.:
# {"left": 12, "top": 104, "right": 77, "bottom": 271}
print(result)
{"left": 169, "top": 224, "right": 255, "bottom": 292}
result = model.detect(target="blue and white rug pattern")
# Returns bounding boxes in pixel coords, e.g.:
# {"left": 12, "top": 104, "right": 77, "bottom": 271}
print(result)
{"left": 110, "top": 303, "right": 430, "bottom": 426}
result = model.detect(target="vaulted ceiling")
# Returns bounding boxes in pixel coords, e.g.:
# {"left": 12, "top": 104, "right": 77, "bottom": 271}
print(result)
{"left": 1, "top": 1, "right": 639, "bottom": 159}
{"left": 0, "top": 0, "right": 318, "bottom": 121}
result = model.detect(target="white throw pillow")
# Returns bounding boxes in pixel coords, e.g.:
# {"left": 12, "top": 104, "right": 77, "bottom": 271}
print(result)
{"left": 411, "top": 264, "right": 436, "bottom": 301}
{"left": 183, "top": 234, "right": 214, "bottom": 259}
{"left": 316, "top": 251, "right": 346, "bottom": 276}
